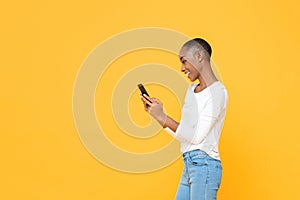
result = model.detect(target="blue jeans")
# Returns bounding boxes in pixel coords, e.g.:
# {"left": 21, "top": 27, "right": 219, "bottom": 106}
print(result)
{"left": 175, "top": 149, "right": 222, "bottom": 200}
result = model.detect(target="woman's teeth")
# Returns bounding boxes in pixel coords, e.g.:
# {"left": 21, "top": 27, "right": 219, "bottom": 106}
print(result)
{"left": 186, "top": 71, "right": 190, "bottom": 76}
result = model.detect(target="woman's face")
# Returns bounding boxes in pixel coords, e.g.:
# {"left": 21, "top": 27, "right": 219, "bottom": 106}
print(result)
{"left": 179, "top": 47, "right": 200, "bottom": 82}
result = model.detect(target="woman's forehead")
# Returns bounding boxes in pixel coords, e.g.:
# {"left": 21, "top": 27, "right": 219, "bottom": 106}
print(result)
{"left": 179, "top": 46, "right": 188, "bottom": 56}
{"left": 179, "top": 46, "right": 193, "bottom": 58}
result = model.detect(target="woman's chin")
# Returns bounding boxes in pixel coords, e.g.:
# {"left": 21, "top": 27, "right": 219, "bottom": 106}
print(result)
{"left": 189, "top": 76, "right": 196, "bottom": 82}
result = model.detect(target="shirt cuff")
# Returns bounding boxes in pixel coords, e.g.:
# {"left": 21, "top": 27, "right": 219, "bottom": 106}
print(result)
{"left": 164, "top": 127, "right": 177, "bottom": 137}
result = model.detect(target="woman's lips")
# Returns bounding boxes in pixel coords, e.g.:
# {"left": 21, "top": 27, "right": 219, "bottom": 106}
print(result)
{"left": 185, "top": 71, "right": 190, "bottom": 78}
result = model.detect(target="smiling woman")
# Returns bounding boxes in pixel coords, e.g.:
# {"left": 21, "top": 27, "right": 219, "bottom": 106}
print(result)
{"left": 2, "top": 0, "right": 300, "bottom": 198}
{"left": 140, "top": 38, "right": 228, "bottom": 200}
{"left": 179, "top": 39, "right": 217, "bottom": 93}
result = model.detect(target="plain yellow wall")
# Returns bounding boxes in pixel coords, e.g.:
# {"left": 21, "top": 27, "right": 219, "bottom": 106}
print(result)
{"left": 1, "top": 0, "right": 300, "bottom": 199}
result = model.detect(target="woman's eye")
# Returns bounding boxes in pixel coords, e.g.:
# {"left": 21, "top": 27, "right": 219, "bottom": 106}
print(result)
{"left": 182, "top": 60, "right": 187, "bottom": 64}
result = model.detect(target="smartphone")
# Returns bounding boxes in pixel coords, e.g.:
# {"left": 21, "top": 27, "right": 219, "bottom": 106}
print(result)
{"left": 137, "top": 84, "right": 150, "bottom": 97}
{"left": 137, "top": 83, "right": 151, "bottom": 106}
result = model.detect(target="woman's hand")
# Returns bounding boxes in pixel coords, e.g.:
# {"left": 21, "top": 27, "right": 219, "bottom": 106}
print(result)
{"left": 140, "top": 94, "right": 167, "bottom": 126}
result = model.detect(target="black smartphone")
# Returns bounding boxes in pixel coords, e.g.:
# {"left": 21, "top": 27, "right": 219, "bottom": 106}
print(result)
{"left": 137, "top": 83, "right": 151, "bottom": 106}
{"left": 137, "top": 84, "right": 150, "bottom": 97}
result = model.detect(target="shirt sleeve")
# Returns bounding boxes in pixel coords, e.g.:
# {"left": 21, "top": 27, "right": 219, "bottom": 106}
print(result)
{"left": 164, "top": 123, "right": 187, "bottom": 142}
{"left": 165, "top": 88, "right": 227, "bottom": 145}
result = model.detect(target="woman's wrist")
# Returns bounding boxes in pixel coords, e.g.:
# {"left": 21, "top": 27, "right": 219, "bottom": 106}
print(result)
{"left": 157, "top": 113, "right": 167, "bottom": 128}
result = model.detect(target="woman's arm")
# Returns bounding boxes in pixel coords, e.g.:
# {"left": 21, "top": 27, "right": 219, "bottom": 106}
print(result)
{"left": 160, "top": 115, "right": 179, "bottom": 132}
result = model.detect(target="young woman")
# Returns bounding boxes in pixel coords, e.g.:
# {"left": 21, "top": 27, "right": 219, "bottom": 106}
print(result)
{"left": 140, "top": 38, "right": 228, "bottom": 200}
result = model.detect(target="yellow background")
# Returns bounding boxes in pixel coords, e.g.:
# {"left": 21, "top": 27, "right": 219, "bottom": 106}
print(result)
{"left": 1, "top": 0, "right": 300, "bottom": 199}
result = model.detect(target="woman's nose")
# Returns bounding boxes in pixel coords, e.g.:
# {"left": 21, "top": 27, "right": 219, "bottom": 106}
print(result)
{"left": 181, "top": 65, "right": 185, "bottom": 72}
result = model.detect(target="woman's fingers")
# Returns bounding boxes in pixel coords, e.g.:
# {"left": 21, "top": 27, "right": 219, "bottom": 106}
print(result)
{"left": 141, "top": 94, "right": 162, "bottom": 105}
{"left": 140, "top": 94, "right": 152, "bottom": 106}
{"left": 150, "top": 98, "right": 161, "bottom": 105}
{"left": 140, "top": 94, "right": 162, "bottom": 115}
{"left": 144, "top": 94, "right": 161, "bottom": 104}
{"left": 152, "top": 98, "right": 160, "bottom": 104}
{"left": 142, "top": 94, "right": 152, "bottom": 102}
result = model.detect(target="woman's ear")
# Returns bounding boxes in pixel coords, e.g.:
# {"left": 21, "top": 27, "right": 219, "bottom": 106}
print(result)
{"left": 196, "top": 50, "right": 204, "bottom": 63}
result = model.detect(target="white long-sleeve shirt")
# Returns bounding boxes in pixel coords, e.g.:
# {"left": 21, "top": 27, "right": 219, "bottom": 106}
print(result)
{"left": 164, "top": 81, "right": 228, "bottom": 160}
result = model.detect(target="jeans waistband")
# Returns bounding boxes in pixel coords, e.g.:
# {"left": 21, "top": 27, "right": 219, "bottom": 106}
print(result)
{"left": 182, "top": 149, "right": 208, "bottom": 158}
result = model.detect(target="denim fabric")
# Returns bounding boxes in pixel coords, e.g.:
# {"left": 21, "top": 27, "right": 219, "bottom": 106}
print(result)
{"left": 175, "top": 149, "right": 222, "bottom": 200}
